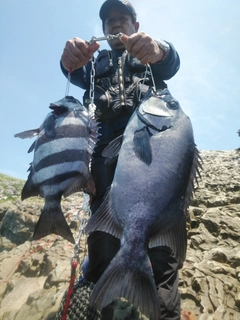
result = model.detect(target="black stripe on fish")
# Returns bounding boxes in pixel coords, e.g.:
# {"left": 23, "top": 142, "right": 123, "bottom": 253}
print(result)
{"left": 22, "top": 171, "right": 95, "bottom": 200}
{"left": 34, "top": 125, "right": 89, "bottom": 151}
{"left": 41, "top": 171, "right": 85, "bottom": 187}
{"left": 34, "top": 150, "right": 87, "bottom": 173}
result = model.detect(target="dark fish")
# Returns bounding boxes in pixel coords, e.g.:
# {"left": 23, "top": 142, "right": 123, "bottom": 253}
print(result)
{"left": 15, "top": 96, "right": 99, "bottom": 244}
{"left": 85, "top": 88, "right": 201, "bottom": 319}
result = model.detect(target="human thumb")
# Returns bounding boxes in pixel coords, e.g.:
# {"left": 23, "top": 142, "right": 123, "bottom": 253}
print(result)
{"left": 88, "top": 42, "right": 100, "bottom": 57}
{"left": 120, "top": 33, "right": 128, "bottom": 43}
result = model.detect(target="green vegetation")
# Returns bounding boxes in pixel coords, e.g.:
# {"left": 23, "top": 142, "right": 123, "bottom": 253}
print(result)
{"left": 0, "top": 173, "right": 25, "bottom": 203}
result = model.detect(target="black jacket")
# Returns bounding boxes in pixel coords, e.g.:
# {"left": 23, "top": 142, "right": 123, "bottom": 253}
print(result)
{"left": 61, "top": 41, "right": 180, "bottom": 130}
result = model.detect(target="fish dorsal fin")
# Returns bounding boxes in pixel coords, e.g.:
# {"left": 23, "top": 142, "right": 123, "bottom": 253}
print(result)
{"left": 44, "top": 115, "right": 56, "bottom": 138}
{"left": 149, "top": 213, "right": 187, "bottom": 265}
{"left": 85, "top": 189, "right": 123, "bottom": 239}
{"left": 148, "top": 147, "right": 202, "bottom": 264}
{"left": 14, "top": 128, "right": 39, "bottom": 139}
{"left": 102, "top": 135, "right": 123, "bottom": 164}
{"left": 87, "top": 117, "right": 100, "bottom": 164}
{"left": 133, "top": 126, "right": 152, "bottom": 165}
{"left": 184, "top": 146, "right": 202, "bottom": 211}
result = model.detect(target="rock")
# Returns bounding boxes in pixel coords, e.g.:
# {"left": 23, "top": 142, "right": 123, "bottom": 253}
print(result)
{"left": 0, "top": 149, "right": 240, "bottom": 319}
{"left": 179, "top": 149, "right": 240, "bottom": 320}
{"left": 1, "top": 206, "right": 37, "bottom": 244}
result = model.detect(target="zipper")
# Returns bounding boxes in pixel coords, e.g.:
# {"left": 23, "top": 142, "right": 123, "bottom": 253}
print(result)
{"left": 118, "top": 53, "right": 126, "bottom": 106}
{"left": 107, "top": 51, "right": 113, "bottom": 66}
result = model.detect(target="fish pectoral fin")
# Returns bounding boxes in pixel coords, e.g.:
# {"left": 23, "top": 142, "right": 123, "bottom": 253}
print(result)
{"left": 133, "top": 126, "right": 152, "bottom": 165}
{"left": 63, "top": 172, "right": 96, "bottom": 197}
{"left": 102, "top": 134, "right": 123, "bottom": 164}
{"left": 28, "top": 141, "right": 37, "bottom": 153}
{"left": 44, "top": 114, "right": 56, "bottom": 139}
{"left": 149, "top": 214, "right": 187, "bottom": 264}
{"left": 14, "top": 128, "right": 39, "bottom": 139}
{"left": 32, "top": 204, "right": 75, "bottom": 244}
{"left": 85, "top": 190, "right": 122, "bottom": 239}
{"left": 89, "top": 247, "right": 161, "bottom": 320}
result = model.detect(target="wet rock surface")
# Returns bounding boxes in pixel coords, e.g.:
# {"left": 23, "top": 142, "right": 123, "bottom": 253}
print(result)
{"left": 0, "top": 149, "right": 240, "bottom": 320}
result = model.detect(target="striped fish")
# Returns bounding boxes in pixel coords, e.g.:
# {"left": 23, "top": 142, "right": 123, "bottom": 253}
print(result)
{"left": 15, "top": 96, "right": 99, "bottom": 243}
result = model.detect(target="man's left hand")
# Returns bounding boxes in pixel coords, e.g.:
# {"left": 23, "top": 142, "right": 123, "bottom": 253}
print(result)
{"left": 121, "top": 32, "right": 164, "bottom": 65}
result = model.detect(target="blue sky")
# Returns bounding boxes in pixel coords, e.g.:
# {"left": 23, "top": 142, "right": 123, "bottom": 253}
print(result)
{"left": 1, "top": 0, "right": 240, "bottom": 180}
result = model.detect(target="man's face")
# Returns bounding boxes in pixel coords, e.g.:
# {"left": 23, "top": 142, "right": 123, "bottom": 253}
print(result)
{"left": 103, "top": 7, "right": 139, "bottom": 51}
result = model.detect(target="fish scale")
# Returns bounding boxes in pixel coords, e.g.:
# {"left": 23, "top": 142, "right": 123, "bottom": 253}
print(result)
{"left": 15, "top": 96, "right": 99, "bottom": 243}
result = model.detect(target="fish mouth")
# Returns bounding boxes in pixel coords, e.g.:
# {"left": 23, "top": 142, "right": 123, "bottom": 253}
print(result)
{"left": 49, "top": 103, "right": 67, "bottom": 110}
{"left": 49, "top": 103, "right": 69, "bottom": 116}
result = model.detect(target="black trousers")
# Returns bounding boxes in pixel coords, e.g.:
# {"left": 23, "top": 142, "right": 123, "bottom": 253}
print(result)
{"left": 85, "top": 128, "right": 181, "bottom": 320}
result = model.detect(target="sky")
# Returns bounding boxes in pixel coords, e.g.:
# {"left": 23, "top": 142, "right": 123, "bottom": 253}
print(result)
{"left": 0, "top": 0, "right": 240, "bottom": 180}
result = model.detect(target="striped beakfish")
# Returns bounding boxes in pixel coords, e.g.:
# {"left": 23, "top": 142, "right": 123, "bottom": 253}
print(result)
{"left": 15, "top": 96, "right": 99, "bottom": 244}
{"left": 85, "top": 88, "right": 201, "bottom": 319}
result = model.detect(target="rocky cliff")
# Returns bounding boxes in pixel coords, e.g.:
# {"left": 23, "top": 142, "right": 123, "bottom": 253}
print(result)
{"left": 0, "top": 149, "right": 240, "bottom": 320}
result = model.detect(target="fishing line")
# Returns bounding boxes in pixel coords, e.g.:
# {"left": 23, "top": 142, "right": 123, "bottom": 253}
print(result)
{"left": 0, "top": 236, "right": 58, "bottom": 284}
{"left": 138, "top": 64, "right": 156, "bottom": 102}
{"left": 65, "top": 69, "right": 72, "bottom": 97}
{"left": 138, "top": 66, "right": 149, "bottom": 102}
{"left": 147, "top": 63, "right": 156, "bottom": 92}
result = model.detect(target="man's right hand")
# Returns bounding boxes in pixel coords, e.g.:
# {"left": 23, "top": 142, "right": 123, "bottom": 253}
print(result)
{"left": 61, "top": 37, "right": 100, "bottom": 72}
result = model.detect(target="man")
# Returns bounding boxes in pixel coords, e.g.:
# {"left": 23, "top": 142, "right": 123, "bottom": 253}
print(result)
{"left": 61, "top": 1, "right": 181, "bottom": 319}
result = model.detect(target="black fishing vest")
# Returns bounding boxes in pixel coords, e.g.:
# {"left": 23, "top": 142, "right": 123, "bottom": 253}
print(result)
{"left": 83, "top": 50, "right": 165, "bottom": 120}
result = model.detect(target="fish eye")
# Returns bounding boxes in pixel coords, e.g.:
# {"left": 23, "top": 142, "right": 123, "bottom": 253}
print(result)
{"left": 167, "top": 99, "right": 179, "bottom": 110}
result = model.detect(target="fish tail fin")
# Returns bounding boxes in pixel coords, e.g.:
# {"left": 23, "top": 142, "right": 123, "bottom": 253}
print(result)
{"left": 32, "top": 204, "right": 75, "bottom": 244}
{"left": 90, "top": 248, "right": 161, "bottom": 319}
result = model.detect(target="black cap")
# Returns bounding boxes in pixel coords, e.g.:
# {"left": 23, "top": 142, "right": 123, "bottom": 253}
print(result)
{"left": 100, "top": 0, "right": 137, "bottom": 22}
